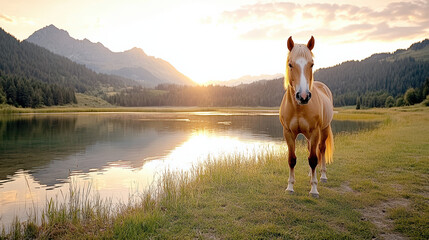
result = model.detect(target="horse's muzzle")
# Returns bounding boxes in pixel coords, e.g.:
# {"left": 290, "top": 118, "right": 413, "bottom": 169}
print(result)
{"left": 295, "top": 91, "right": 312, "bottom": 105}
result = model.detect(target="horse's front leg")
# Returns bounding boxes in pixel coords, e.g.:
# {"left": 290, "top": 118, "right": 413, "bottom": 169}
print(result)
{"left": 308, "top": 131, "right": 320, "bottom": 197}
{"left": 283, "top": 128, "right": 297, "bottom": 193}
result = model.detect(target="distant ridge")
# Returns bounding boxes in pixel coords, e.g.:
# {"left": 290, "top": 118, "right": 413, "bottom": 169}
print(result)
{"left": 26, "top": 25, "right": 194, "bottom": 87}
{"left": 206, "top": 73, "right": 283, "bottom": 86}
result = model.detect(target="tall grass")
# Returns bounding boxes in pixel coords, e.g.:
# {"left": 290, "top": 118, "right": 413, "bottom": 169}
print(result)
{"left": 112, "top": 146, "right": 291, "bottom": 239}
{"left": 0, "top": 146, "right": 286, "bottom": 239}
{"left": 0, "top": 181, "right": 115, "bottom": 239}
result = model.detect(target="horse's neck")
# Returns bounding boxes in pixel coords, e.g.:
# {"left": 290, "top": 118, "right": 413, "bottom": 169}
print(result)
{"left": 286, "top": 88, "right": 293, "bottom": 99}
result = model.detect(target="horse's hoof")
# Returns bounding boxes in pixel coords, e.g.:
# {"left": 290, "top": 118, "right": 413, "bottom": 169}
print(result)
{"left": 309, "top": 192, "right": 319, "bottom": 198}
{"left": 320, "top": 178, "right": 328, "bottom": 183}
{"left": 286, "top": 189, "right": 294, "bottom": 194}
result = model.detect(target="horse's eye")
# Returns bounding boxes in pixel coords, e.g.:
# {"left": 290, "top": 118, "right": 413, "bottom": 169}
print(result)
{"left": 289, "top": 63, "right": 293, "bottom": 68}
{"left": 310, "top": 63, "right": 314, "bottom": 68}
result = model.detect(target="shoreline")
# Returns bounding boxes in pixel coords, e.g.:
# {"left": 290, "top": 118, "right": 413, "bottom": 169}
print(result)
{"left": 0, "top": 104, "right": 280, "bottom": 114}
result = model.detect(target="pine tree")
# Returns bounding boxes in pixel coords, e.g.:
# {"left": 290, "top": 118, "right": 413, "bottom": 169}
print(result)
{"left": 356, "top": 97, "right": 361, "bottom": 110}
{"left": 0, "top": 86, "right": 5, "bottom": 104}
{"left": 385, "top": 96, "right": 395, "bottom": 108}
{"left": 404, "top": 88, "right": 419, "bottom": 105}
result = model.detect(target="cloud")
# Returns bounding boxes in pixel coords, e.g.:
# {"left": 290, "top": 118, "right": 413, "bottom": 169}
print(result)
{"left": 240, "top": 24, "right": 289, "bottom": 40}
{"left": 220, "top": 0, "right": 429, "bottom": 42}
{"left": 368, "top": 22, "right": 429, "bottom": 41}
{"left": 0, "top": 14, "right": 13, "bottom": 22}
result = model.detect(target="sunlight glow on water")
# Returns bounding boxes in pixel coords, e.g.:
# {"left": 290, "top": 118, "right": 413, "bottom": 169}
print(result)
{"left": 0, "top": 127, "right": 280, "bottom": 228}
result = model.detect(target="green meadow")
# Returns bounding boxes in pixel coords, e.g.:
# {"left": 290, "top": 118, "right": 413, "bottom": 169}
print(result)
{"left": 1, "top": 106, "right": 428, "bottom": 239}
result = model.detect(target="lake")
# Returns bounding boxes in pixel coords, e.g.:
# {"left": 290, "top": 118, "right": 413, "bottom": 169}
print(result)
{"left": 0, "top": 111, "right": 378, "bottom": 227}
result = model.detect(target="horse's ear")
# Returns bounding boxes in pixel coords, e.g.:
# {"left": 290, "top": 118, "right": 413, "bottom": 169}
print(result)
{"left": 287, "top": 36, "right": 294, "bottom": 51}
{"left": 307, "top": 36, "right": 315, "bottom": 51}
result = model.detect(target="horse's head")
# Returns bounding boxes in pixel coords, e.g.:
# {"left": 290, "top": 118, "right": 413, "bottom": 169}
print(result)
{"left": 285, "top": 36, "right": 315, "bottom": 105}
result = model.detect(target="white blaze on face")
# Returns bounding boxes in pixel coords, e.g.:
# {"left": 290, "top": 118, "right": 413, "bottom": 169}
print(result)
{"left": 296, "top": 57, "right": 309, "bottom": 99}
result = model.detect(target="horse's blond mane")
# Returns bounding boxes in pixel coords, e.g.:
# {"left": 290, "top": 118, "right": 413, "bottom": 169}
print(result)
{"left": 284, "top": 44, "right": 314, "bottom": 90}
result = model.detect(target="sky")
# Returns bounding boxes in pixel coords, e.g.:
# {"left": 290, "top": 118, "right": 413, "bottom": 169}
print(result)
{"left": 0, "top": 0, "right": 428, "bottom": 84}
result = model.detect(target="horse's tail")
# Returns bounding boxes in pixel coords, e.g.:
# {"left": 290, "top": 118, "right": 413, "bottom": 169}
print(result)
{"left": 325, "top": 125, "right": 334, "bottom": 164}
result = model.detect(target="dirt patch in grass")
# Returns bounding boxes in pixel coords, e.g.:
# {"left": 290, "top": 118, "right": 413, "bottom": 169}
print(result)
{"left": 194, "top": 228, "right": 219, "bottom": 240}
{"left": 360, "top": 198, "right": 410, "bottom": 240}
{"left": 337, "top": 182, "right": 360, "bottom": 194}
{"left": 419, "top": 185, "right": 429, "bottom": 199}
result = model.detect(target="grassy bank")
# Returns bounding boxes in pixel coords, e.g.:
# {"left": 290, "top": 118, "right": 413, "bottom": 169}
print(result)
{"left": 1, "top": 107, "right": 428, "bottom": 239}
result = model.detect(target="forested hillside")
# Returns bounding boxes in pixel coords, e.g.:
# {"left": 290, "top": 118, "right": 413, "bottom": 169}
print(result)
{"left": 107, "top": 79, "right": 284, "bottom": 107}
{"left": 0, "top": 28, "right": 135, "bottom": 93}
{"left": 0, "top": 72, "right": 76, "bottom": 107}
{"left": 315, "top": 39, "right": 429, "bottom": 107}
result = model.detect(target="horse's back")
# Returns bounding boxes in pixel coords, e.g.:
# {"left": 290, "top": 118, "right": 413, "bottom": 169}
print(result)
{"left": 314, "top": 81, "right": 334, "bottom": 128}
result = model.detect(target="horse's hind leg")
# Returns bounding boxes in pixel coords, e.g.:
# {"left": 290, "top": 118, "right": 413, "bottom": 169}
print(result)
{"left": 308, "top": 131, "right": 320, "bottom": 197}
{"left": 283, "top": 128, "right": 297, "bottom": 193}
{"left": 319, "top": 127, "right": 329, "bottom": 183}
{"left": 308, "top": 141, "right": 312, "bottom": 177}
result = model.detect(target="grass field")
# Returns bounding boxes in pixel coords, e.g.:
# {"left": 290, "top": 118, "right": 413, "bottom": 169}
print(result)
{"left": 1, "top": 106, "right": 428, "bottom": 239}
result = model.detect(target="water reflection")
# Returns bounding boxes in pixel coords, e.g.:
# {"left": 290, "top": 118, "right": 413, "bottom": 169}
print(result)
{"left": 0, "top": 112, "right": 379, "bottom": 227}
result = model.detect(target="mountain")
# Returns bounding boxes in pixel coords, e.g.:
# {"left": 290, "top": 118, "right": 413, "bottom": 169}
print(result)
{"left": 205, "top": 73, "right": 283, "bottom": 86}
{"left": 0, "top": 27, "right": 136, "bottom": 91}
{"left": 26, "top": 25, "right": 194, "bottom": 87}
{"left": 314, "top": 39, "right": 429, "bottom": 106}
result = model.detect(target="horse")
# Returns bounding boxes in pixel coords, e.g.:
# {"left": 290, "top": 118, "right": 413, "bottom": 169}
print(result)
{"left": 279, "top": 36, "right": 334, "bottom": 198}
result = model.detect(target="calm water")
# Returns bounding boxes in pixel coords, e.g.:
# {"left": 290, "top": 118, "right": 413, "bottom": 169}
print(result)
{"left": 0, "top": 112, "right": 378, "bottom": 227}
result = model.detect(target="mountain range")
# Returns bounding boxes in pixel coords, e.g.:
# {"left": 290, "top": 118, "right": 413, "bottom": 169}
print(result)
{"left": 26, "top": 25, "right": 194, "bottom": 87}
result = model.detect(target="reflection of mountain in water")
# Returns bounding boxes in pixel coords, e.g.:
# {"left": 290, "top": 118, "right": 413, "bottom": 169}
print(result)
{"left": 31, "top": 130, "right": 189, "bottom": 187}
{"left": 0, "top": 113, "right": 379, "bottom": 186}
{"left": 0, "top": 115, "right": 192, "bottom": 184}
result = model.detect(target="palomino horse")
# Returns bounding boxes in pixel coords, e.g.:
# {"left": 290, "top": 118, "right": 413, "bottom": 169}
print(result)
{"left": 279, "top": 36, "right": 334, "bottom": 197}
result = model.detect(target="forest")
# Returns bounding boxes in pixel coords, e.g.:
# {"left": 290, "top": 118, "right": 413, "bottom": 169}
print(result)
{"left": 105, "top": 76, "right": 429, "bottom": 108}
{"left": 0, "top": 72, "right": 76, "bottom": 107}
{"left": 315, "top": 56, "right": 429, "bottom": 107}
{"left": 106, "top": 80, "right": 285, "bottom": 107}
